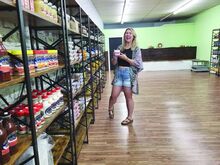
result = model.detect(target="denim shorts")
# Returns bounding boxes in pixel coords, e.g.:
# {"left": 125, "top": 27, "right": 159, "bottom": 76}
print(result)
{"left": 113, "top": 67, "right": 131, "bottom": 87}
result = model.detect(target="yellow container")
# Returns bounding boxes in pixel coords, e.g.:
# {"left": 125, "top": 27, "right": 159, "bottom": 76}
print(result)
{"left": 34, "top": 0, "right": 44, "bottom": 16}
{"left": 47, "top": 50, "right": 58, "bottom": 67}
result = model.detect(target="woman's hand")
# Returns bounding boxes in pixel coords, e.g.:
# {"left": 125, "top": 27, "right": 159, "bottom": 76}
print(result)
{"left": 119, "top": 53, "right": 135, "bottom": 66}
{"left": 111, "top": 52, "right": 118, "bottom": 65}
{"left": 118, "top": 53, "right": 128, "bottom": 61}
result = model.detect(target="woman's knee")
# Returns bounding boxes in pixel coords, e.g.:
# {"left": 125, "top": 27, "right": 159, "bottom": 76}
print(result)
{"left": 125, "top": 94, "right": 133, "bottom": 101}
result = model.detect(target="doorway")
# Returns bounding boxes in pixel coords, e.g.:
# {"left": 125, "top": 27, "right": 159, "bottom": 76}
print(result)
{"left": 109, "top": 37, "right": 122, "bottom": 70}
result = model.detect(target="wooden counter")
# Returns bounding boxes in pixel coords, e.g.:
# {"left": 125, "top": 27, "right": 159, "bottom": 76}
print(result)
{"left": 141, "top": 47, "right": 196, "bottom": 61}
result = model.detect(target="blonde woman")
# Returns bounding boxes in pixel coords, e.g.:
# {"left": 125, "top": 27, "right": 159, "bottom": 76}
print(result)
{"left": 108, "top": 28, "right": 143, "bottom": 125}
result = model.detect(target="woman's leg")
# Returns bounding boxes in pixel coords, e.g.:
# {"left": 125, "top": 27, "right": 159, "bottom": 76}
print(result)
{"left": 123, "top": 87, "right": 134, "bottom": 120}
{"left": 109, "top": 86, "right": 122, "bottom": 109}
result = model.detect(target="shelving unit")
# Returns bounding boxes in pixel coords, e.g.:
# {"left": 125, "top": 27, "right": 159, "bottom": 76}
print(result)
{"left": 210, "top": 29, "right": 220, "bottom": 75}
{"left": 191, "top": 59, "right": 209, "bottom": 72}
{"left": 0, "top": 0, "right": 106, "bottom": 164}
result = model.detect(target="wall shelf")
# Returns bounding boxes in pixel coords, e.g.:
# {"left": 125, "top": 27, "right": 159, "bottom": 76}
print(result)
{"left": 0, "top": 65, "right": 64, "bottom": 88}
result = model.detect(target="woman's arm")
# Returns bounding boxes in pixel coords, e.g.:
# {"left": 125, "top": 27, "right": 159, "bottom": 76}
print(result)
{"left": 118, "top": 54, "right": 135, "bottom": 66}
{"left": 111, "top": 53, "right": 118, "bottom": 65}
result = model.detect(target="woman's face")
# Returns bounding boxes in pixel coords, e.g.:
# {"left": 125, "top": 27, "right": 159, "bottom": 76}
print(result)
{"left": 124, "top": 29, "right": 134, "bottom": 43}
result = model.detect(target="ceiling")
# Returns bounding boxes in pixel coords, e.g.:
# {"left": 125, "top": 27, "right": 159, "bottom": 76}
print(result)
{"left": 90, "top": 0, "right": 220, "bottom": 26}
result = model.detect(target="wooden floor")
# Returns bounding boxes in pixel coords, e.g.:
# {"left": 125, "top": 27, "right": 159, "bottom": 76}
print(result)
{"left": 78, "top": 70, "right": 220, "bottom": 165}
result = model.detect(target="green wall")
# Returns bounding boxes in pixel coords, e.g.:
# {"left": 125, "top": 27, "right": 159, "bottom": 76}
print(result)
{"left": 104, "top": 23, "right": 195, "bottom": 51}
{"left": 190, "top": 5, "right": 220, "bottom": 60}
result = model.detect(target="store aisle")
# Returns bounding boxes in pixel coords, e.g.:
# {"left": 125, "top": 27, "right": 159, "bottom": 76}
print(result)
{"left": 78, "top": 70, "right": 220, "bottom": 165}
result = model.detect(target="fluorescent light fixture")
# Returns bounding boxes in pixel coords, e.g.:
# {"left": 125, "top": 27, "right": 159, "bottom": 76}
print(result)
{"left": 160, "top": 0, "right": 198, "bottom": 21}
{"left": 121, "top": 0, "right": 127, "bottom": 24}
{"left": 173, "top": 0, "right": 197, "bottom": 15}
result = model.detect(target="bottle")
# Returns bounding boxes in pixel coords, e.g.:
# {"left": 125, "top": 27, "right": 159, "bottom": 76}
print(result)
{"left": 16, "top": 110, "right": 27, "bottom": 135}
{"left": 0, "top": 34, "right": 7, "bottom": 56}
{"left": 2, "top": 112, "right": 18, "bottom": 155}
{"left": 42, "top": 95, "right": 51, "bottom": 118}
{"left": 0, "top": 119, "right": 10, "bottom": 164}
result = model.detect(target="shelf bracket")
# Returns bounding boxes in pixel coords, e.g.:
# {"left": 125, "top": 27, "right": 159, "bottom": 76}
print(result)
{"left": 0, "top": 94, "right": 9, "bottom": 107}
{"left": 2, "top": 26, "right": 19, "bottom": 41}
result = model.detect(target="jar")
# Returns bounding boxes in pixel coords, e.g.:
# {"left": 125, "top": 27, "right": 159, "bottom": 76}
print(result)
{"left": 37, "top": 91, "right": 43, "bottom": 103}
{"left": 29, "top": 0, "right": 34, "bottom": 12}
{"left": 33, "top": 50, "right": 48, "bottom": 71}
{"left": 48, "top": 2, "right": 53, "bottom": 20}
{"left": 47, "top": 50, "right": 57, "bottom": 67}
{"left": 1, "top": 112, "right": 18, "bottom": 155}
{"left": 0, "top": 51, "right": 12, "bottom": 81}
{"left": 32, "top": 95, "right": 39, "bottom": 104}
{"left": 0, "top": 34, "right": 7, "bottom": 56}
{"left": 36, "top": 103, "right": 45, "bottom": 125}
{"left": 23, "top": 107, "right": 31, "bottom": 134}
{"left": 43, "top": 0, "right": 50, "bottom": 17}
{"left": 34, "top": 0, "right": 44, "bottom": 16}
{"left": 32, "top": 89, "right": 38, "bottom": 95}
{"left": 47, "top": 91, "right": 55, "bottom": 113}
{"left": 42, "top": 95, "right": 51, "bottom": 118}
{"left": 27, "top": 50, "right": 35, "bottom": 73}
{"left": 52, "top": 5, "right": 58, "bottom": 22}
{"left": 55, "top": 86, "right": 63, "bottom": 107}
{"left": 33, "top": 105, "right": 41, "bottom": 129}
{"left": 0, "top": 119, "right": 10, "bottom": 164}
{"left": 46, "top": 50, "right": 53, "bottom": 67}
{"left": 11, "top": 50, "right": 35, "bottom": 75}
{"left": 51, "top": 88, "right": 58, "bottom": 111}
{"left": 16, "top": 110, "right": 27, "bottom": 135}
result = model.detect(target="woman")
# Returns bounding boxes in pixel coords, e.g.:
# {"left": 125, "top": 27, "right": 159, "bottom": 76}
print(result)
{"left": 108, "top": 27, "right": 143, "bottom": 125}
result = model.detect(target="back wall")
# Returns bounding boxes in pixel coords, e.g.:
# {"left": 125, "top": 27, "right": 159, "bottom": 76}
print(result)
{"left": 104, "top": 22, "right": 196, "bottom": 53}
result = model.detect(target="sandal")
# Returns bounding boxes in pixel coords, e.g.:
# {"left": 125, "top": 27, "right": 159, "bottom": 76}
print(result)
{"left": 121, "top": 117, "right": 133, "bottom": 125}
{"left": 108, "top": 107, "right": 114, "bottom": 119}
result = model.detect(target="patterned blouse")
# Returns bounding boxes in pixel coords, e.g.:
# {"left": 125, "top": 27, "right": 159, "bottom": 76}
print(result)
{"left": 112, "top": 46, "right": 143, "bottom": 94}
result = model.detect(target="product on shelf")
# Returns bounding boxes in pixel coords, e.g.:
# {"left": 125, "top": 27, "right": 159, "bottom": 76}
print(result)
{"left": 34, "top": 0, "right": 45, "bottom": 16}
{"left": 66, "top": 14, "right": 70, "bottom": 28}
{"left": 13, "top": 0, "right": 34, "bottom": 11}
{"left": 44, "top": 0, "right": 50, "bottom": 17}
{"left": 47, "top": 2, "right": 53, "bottom": 20}
{"left": 210, "top": 29, "right": 220, "bottom": 75}
{"left": 52, "top": 5, "right": 58, "bottom": 22}
{"left": 0, "top": 119, "right": 10, "bottom": 164}
{"left": 70, "top": 17, "right": 79, "bottom": 33}
{"left": 33, "top": 0, "right": 58, "bottom": 22}
{"left": 11, "top": 50, "right": 35, "bottom": 75}
{"left": 1, "top": 112, "right": 18, "bottom": 155}
{"left": 47, "top": 50, "right": 58, "bottom": 67}
{"left": 0, "top": 35, "right": 11, "bottom": 82}
{"left": 16, "top": 109, "right": 27, "bottom": 135}
{"left": 0, "top": 70, "right": 11, "bottom": 82}
{"left": 0, "top": 35, "right": 7, "bottom": 56}
{"left": 33, "top": 50, "right": 48, "bottom": 71}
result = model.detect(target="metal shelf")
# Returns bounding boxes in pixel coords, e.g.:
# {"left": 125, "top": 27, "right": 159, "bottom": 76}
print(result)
{"left": 0, "top": 0, "right": 61, "bottom": 27}
{"left": 5, "top": 136, "right": 32, "bottom": 165}
{"left": 0, "top": 65, "right": 64, "bottom": 89}
{"left": 4, "top": 103, "right": 67, "bottom": 165}
{"left": 52, "top": 135, "right": 70, "bottom": 165}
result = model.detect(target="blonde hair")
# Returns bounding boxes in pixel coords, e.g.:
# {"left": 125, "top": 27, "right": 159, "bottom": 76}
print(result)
{"left": 121, "top": 27, "right": 138, "bottom": 51}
